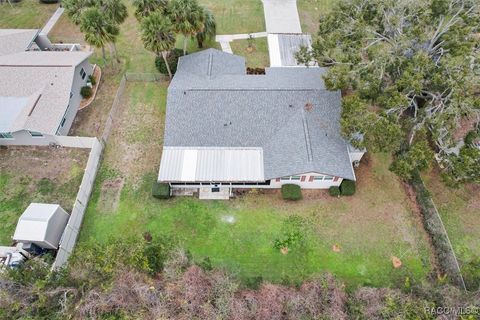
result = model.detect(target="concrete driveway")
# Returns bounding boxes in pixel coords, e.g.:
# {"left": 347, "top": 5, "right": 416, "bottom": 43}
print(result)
{"left": 262, "top": 0, "right": 302, "bottom": 34}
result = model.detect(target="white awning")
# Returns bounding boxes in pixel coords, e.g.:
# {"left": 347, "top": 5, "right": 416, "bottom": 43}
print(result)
{"left": 158, "top": 147, "right": 265, "bottom": 182}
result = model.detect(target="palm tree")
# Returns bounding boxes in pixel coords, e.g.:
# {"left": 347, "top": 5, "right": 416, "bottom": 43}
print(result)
{"left": 168, "top": 0, "right": 204, "bottom": 55}
{"left": 99, "top": 0, "right": 128, "bottom": 62}
{"left": 63, "top": 0, "right": 94, "bottom": 25}
{"left": 100, "top": 0, "right": 128, "bottom": 24}
{"left": 132, "top": 0, "right": 169, "bottom": 21}
{"left": 80, "top": 7, "right": 119, "bottom": 66}
{"left": 196, "top": 8, "right": 215, "bottom": 48}
{"left": 140, "top": 12, "right": 176, "bottom": 79}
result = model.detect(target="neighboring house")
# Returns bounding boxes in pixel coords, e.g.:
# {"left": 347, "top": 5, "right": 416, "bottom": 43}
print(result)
{"left": 158, "top": 49, "right": 365, "bottom": 199}
{"left": 0, "top": 29, "right": 92, "bottom": 146}
{"left": 0, "top": 29, "right": 81, "bottom": 55}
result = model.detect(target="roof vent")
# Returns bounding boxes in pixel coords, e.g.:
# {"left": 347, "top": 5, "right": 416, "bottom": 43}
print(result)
{"left": 305, "top": 102, "right": 313, "bottom": 112}
{"left": 289, "top": 104, "right": 293, "bottom": 108}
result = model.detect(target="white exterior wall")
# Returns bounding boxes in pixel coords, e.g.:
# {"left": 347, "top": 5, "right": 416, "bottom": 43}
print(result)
{"left": 0, "top": 130, "right": 57, "bottom": 146}
{"left": 169, "top": 172, "right": 344, "bottom": 190}
{"left": 269, "top": 172, "right": 343, "bottom": 189}
{"left": 34, "top": 34, "right": 53, "bottom": 50}
{"left": 57, "top": 60, "right": 93, "bottom": 136}
{"left": 349, "top": 151, "right": 365, "bottom": 163}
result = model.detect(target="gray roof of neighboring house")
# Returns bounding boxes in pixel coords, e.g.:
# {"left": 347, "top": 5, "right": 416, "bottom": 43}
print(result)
{"left": 0, "top": 29, "right": 39, "bottom": 56}
{"left": 163, "top": 49, "right": 355, "bottom": 180}
{"left": 0, "top": 51, "right": 92, "bottom": 135}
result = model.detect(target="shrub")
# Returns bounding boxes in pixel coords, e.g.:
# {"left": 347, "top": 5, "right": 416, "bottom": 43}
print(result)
{"left": 329, "top": 186, "right": 340, "bottom": 197}
{"left": 281, "top": 184, "right": 302, "bottom": 200}
{"left": 80, "top": 86, "right": 92, "bottom": 99}
{"left": 88, "top": 74, "right": 96, "bottom": 86}
{"left": 464, "top": 129, "right": 479, "bottom": 146}
{"left": 155, "top": 48, "right": 183, "bottom": 75}
{"left": 152, "top": 182, "right": 170, "bottom": 199}
{"left": 340, "top": 180, "right": 356, "bottom": 196}
{"left": 461, "top": 256, "right": 480, "bottom": 290}
{"left": 143, "top": 236, "right": 175, "bottom": 275}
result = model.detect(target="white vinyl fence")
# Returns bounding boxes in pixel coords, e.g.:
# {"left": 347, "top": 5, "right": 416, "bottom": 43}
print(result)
{"left": 52, "top": 138, "right": 103, "bottom": 269}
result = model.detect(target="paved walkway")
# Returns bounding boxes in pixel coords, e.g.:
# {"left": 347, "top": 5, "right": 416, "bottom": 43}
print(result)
{"left": 262, "top": 0, "right": 302, "bottom": 34}
{"left": 41, "top": 7, "right": 64, "bottom": 35}
{"left": 216, "top": 32, "right": 268, "bottom": 54}
{"left": 219, "top": 41, "right": 233, "bottom": 54}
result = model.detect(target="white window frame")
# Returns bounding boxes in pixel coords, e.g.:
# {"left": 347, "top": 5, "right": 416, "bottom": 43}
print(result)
{"left": 0, "top": 132, "right": 14, "bottom": 139}
{"left": 28, "top": 131, "right": 44, "bottom": 138}
{"left": 80, "top": 68, "right": 86, "bottom": 80}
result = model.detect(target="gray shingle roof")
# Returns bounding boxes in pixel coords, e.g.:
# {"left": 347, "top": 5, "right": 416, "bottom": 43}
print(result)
{"left": 0, "top": 51, "right": 92, "bottom": 135}
{"left": 163, "top": 49, "right": 355, "bottom": 180}
{"left": 0, "top": 29, "right": 39, "bottom": 56}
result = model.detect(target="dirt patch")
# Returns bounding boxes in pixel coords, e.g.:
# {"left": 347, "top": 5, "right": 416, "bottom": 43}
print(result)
{"left": 0, "top": 146, "right": 90, "bottom": 244}
{"left": 69, "top": 72, "right": 121, "bottom": 137}
{"left": 0, "top": 146, "right": 89, "bottom": 182}
{"left": 98, "top": 178, "right": 125, "bottom": 213}
{"left": 102, "top": 82, "right": 166, "bottom": 183}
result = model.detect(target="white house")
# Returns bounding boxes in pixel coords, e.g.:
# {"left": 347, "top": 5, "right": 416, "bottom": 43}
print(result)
{"left": 158, "top": 49, "right": 365, "bottom": 199}
{"left": 0, "top": 29, "right": 93, "bottom": 146}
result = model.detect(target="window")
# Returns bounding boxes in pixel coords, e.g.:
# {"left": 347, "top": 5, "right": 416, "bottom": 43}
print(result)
{"left": 28, "top": 131, "right": 43, "bottom": 137}
{"left": 60, "top": 117, "right": 67, "bottom": 127}
{"left": 314, "top": 176, "right": 324, "bottom": 181}
{"left": 212, "top": 187, "right": 220, "bottom": 192}
{"left": 0, "top": 132, "right": 13, "bottom": 139}
{"left": 291, "top": 176, "right": 301, "bottom": 180}
{"left": 280, "top": 177, "right": 290, "bottom": 181}
{"left": 80, "top": 68, "right": 86, "bottom": 80}
{"left": 324, "top": 176, "right": 334, "bottom": 181}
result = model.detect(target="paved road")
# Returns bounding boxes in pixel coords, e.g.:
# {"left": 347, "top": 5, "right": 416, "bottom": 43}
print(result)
{"left": 262, "top": 0, "right": 302, "bottom": 34}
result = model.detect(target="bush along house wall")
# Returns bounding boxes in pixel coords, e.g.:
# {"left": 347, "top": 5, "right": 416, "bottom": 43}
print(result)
{"left": 410, "top": 172, "right": 466, "bottom": 290}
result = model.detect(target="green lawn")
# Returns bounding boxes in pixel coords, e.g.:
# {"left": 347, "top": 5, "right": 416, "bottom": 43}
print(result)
{"left": 199, "top": 0, "right": 265, "bottom": 34}
{"left": 298, "top": 0, "right": 339, "bottom": 35}
{"left": 422, "top": 170, "right": 480, "bottom": 269}
{"left": 0, "top": 0, "right": 58, "bottom": 29}
{"left": 231, "top": 37, "right": 269, "bottom": 68}
{"left": 0, "top": 147, "right": 89, "bottom": 245}
{"left": 79, "top": 82, "right": 432, "bottom": 288}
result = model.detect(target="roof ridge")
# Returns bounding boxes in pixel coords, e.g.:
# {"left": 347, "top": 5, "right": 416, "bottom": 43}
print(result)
{"left": 181, "top": 88, "right": 319, "bottom": 92}
{"left": 301, "top": 109, "right": 314, "bottom": 162}
{"left": 207, "top": 52, "right": 213, "bottom": 78}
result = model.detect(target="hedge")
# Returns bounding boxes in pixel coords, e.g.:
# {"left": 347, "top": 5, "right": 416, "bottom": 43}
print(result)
{"left": 281, "top": 184, "right": 302, "bottom": 201}
{"left": 410, "top": 172, "right": 465, "bottom": 289}
{"left": 80, "top": 86, "right": 93, "bottom": 99}
{"left": 88, "top": 74, "right": 96, "bottom": 86}
{"left": 152, "top": 182, "right": 171, "bottom": 199}
{"left": 329, "top": 186, "right": 340, "bottom": 197}
{"left": 155, "top": 49, "right": 183, "bottom": 75}
{"left": 340, "top": 180, "right": 356, "bottom": 196}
